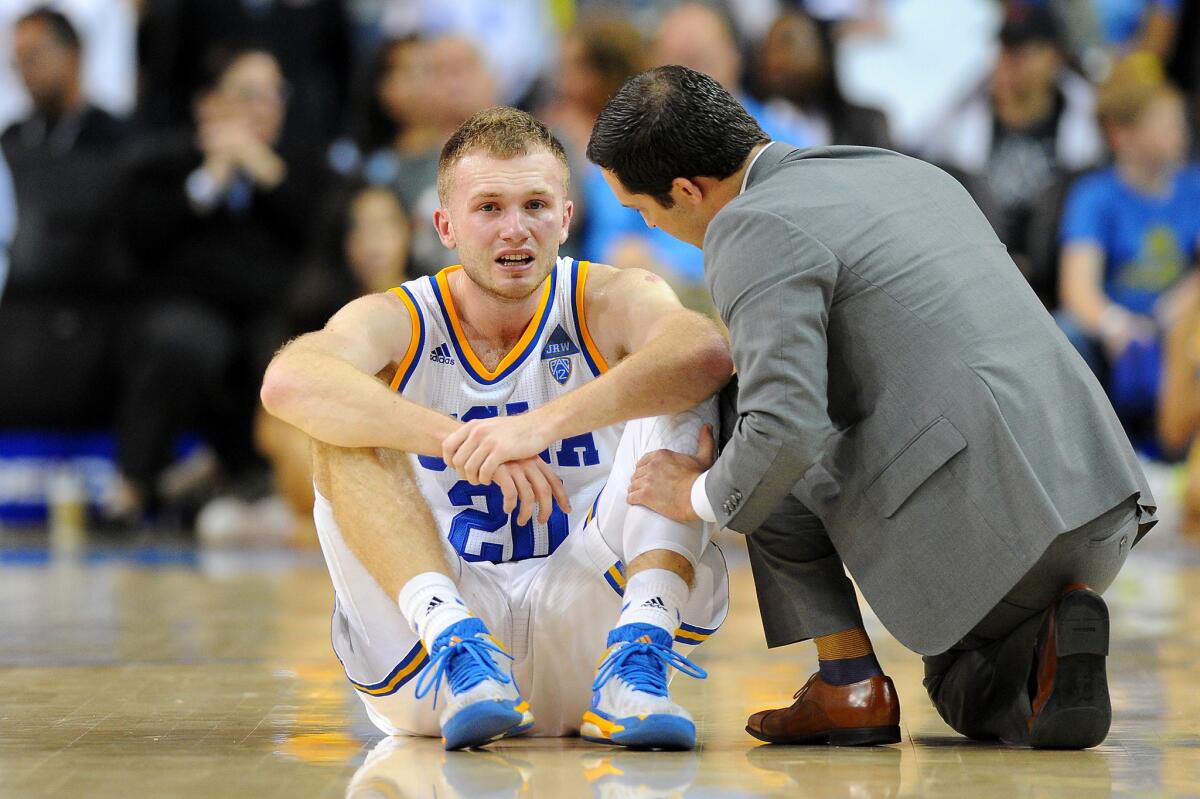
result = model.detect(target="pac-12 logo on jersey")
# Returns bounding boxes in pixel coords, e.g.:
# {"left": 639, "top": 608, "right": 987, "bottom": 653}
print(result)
{"left": 541, "top": 324, "right": 580, "bottom": 385}
{"left": 548, "top": 357, "right": 571, "bottom": 384}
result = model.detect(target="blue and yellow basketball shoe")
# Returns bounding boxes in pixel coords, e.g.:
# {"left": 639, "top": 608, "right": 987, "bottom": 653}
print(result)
{"left": 414, "top": 617, "right": 534, "bottom": 750}
{"left": 581, "top": 623, "right": 707, "bottom": 750}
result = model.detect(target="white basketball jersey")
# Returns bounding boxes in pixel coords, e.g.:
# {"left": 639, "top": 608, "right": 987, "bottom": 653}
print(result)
{"left": 387, "top": 257, "right": 621, "bottom": 565}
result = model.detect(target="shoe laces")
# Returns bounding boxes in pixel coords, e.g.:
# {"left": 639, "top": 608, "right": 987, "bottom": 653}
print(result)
{"left": 793, "top": 673, "right": 819, "bottom": 701}
{"left": 592, "top": 639, "right": 707, "bottom": 697}
{"left": 414, "top": 634, "right": 513, "bottom": 709}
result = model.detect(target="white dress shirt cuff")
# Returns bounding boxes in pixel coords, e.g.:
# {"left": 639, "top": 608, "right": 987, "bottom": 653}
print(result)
{"left": 690, "top": 470, "right": 717, "bottom": 523}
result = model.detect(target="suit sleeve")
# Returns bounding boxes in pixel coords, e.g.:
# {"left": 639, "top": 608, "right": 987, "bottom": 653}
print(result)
{"left": 703, "top": 206, "right": 838, "bottom": 534}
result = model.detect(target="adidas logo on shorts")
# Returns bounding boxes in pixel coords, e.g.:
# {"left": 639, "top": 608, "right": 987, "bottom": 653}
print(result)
{"left": 429, "top": 343, "right": 455, "bottom": 365}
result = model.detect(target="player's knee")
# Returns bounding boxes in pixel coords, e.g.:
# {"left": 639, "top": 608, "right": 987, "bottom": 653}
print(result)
{"left": 634, "top": 404, "right": 718, "bottom": 456}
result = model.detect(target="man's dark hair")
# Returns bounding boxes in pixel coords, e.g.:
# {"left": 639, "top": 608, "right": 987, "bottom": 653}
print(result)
{"left": 17, "top": 7, "right": 81, "bottom": 52}
{"left": 587, "top": 65, "right": 768, "bottom": 207}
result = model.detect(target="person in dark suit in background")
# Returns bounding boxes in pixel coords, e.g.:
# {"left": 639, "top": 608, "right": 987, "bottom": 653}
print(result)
{"left": 110, "top": 45, "right": 329, "bottom": 528}
{"left": 0, "top": 7, "right": 129, "bottom": 427}
{"left": 589, "top": 65, "right": 1155, "bottom": 750}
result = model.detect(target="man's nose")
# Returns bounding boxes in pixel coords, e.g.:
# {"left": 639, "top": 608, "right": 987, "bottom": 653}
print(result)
{"left": 500, "top": 208, "right": 530, "bottom": 240}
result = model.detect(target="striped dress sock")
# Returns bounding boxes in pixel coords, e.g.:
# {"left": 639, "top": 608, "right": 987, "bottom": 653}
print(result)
{"left": 814, "top": 627, "right": 884, "bottom": 685}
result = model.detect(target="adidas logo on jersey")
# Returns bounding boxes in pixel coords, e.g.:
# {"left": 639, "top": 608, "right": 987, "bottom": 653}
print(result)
{"left": 429, "top": 343, "right": 455, "bottom": 365}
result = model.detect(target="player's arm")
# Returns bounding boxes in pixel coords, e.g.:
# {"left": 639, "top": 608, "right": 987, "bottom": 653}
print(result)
{"left": 260, "top": 291, "right": 458, "bottom": 455}
{"left": 261, "top": 292, "right": 569, "bottom": 522}
{"left": 443, "top": 264, "right": 732, "bottom": 485}
{"left": 549, "top": 263, "right": 731, "bottom": 430}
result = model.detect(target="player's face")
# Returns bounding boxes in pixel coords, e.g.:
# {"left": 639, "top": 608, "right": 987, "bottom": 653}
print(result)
{"left": 600, "top": 169, "right": 708, "bottom": 248}
{"left": 436, "top": 150, "right": 573, "bottom": 301}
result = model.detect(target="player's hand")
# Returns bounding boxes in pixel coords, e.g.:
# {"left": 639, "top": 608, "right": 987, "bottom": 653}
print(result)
{"left": 491, "top": 456, "right": 572, "bottom": 525}
{"left": 442, "top": 414, "right": 554, "bottom": 487}
{"left": 628, "top": 425, "right": 716, "bottom": 523}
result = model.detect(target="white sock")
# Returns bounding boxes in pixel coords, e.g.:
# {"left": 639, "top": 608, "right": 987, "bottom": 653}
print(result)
{"left": 616, "top": 568, "right": 689, "bottom": 636}
{"left": 398, "top": 572, "right": 472, "bottom": 650}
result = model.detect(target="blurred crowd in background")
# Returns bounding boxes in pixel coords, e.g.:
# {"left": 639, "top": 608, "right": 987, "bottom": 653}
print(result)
{"left": 0, "top": 0, "right": 1197, "bottom": 545}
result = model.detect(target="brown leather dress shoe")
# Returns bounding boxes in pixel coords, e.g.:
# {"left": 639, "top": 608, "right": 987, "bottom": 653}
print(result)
{"left": 1025, "top": 583, "right": 1111, "bottom": 749}
{"left": 746, "top": 673, "right": 901, "bottom": 745}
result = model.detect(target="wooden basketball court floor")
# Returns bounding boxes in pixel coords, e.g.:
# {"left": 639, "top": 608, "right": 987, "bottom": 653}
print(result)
{"left": 2, "top": 514, "right": 1199, "bottom": 798}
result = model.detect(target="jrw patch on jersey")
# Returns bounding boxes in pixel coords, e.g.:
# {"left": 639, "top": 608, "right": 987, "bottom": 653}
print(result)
{"left": 541, "top": 324, "right": 580, "bottom": 385}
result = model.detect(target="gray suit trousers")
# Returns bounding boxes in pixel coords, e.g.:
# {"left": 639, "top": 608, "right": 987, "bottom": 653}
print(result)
{"left": 921, "top": 497, "right": 1139, "bottom": 742}
{"left": 746, "top": 494, "right": 865, "bottom": 643}
{"left": 747, "top": 491, "right": 1140, "bottom": 742}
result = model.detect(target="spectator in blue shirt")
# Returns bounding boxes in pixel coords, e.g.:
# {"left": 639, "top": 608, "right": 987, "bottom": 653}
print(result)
{"left": 1094, "top": 0, "right": 1181, "bottom": 56}
{"left": 1058, "top": 55, "right": 1200, "bottom": 425}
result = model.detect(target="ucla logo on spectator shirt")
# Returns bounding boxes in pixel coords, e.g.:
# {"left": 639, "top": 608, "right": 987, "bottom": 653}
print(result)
{"left": 429, "top": 343, "right": 455, "bottom": 365}
{"left": 541, "top": 325, "right": 580, "bottom": 385}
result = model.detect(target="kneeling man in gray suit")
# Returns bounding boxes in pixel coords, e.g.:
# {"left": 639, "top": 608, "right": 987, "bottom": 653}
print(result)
{"left": 587, "top": 66, "right": 1156, "bottom": 749}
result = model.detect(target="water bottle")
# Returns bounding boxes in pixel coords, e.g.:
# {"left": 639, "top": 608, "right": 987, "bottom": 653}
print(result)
{"left": 48, "top": 466, "right": 86, "bottom": 556}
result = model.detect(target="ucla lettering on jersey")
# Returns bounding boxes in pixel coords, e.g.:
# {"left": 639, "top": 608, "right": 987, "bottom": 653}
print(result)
{"left": 387, "top": 258, "right": 619, "bottom": 565}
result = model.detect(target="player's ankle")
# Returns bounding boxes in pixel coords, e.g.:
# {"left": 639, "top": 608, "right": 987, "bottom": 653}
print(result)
{"left": 615, "top": 568, "right": 689, "bottom": 635}
{"left": 398, "top": 572, "right": 472, "bottom": 647}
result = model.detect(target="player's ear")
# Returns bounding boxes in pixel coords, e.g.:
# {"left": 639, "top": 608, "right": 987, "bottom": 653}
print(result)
{"left": 433, "top": 207, "right": 456, "bottom": 249}
{"left": 560, "top": 199, "right": 574, "bottom": 245}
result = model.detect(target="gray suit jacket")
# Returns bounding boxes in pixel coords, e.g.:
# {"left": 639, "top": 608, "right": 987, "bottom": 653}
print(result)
{"left": 704, "top": 143, "right": 1154, "bottom": 654}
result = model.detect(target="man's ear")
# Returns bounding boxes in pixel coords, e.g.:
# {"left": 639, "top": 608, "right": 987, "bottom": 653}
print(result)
{"left": 560, "top": 199, "right": 574, "bottom": 244}
{"left": 672, "top": 177, "right": 705, "bottom": 206}
{"left": 433, "top": 207, "right": 456, "bottom": 249}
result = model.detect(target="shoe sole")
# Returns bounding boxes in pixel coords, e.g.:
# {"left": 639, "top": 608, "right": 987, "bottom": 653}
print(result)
{"left": 443, "top": 700, "right": 531, "bottom": 751}
{"left": 1029, "top": 588, "right": 1110, "bottom": 750}
{"left": 744, "top": 724, "right": 901, "bottom": 746}
{"left": 582, "top": 713, "right": 696, "bottom": 750}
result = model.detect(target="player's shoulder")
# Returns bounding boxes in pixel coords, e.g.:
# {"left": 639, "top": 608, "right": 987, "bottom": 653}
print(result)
{"left": 326, "top": 288, "right": 414, "bottom": 333}
{"left": 579, "top": 261, "right": 674, "bottom": 308}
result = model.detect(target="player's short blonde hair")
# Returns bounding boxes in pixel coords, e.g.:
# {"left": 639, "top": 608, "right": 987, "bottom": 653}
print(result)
{"left": 437, "top": 106, "right": 570, "bottom": 203}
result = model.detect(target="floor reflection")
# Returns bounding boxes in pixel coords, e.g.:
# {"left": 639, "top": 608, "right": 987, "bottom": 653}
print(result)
{"left": 346, "top": 737, "right": 703, "bottom": 799}
{"left": 0, "top": 523, "right": 1198, "bottom": 797}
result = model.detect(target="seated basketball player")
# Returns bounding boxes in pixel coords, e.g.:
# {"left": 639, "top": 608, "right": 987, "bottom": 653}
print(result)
{"left": 260, "top": 108, "right": 733, "bottom": 751}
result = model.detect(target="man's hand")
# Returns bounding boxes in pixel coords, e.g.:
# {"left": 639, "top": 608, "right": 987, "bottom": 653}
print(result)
{"left": 628, "top": 425, "right": 716, "bottom": 523}
{"left": 442, "top": 413, "right": 557, "bottom": 487}
{"left": 492, "top": 456, "right": 572, "bottom": 525}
